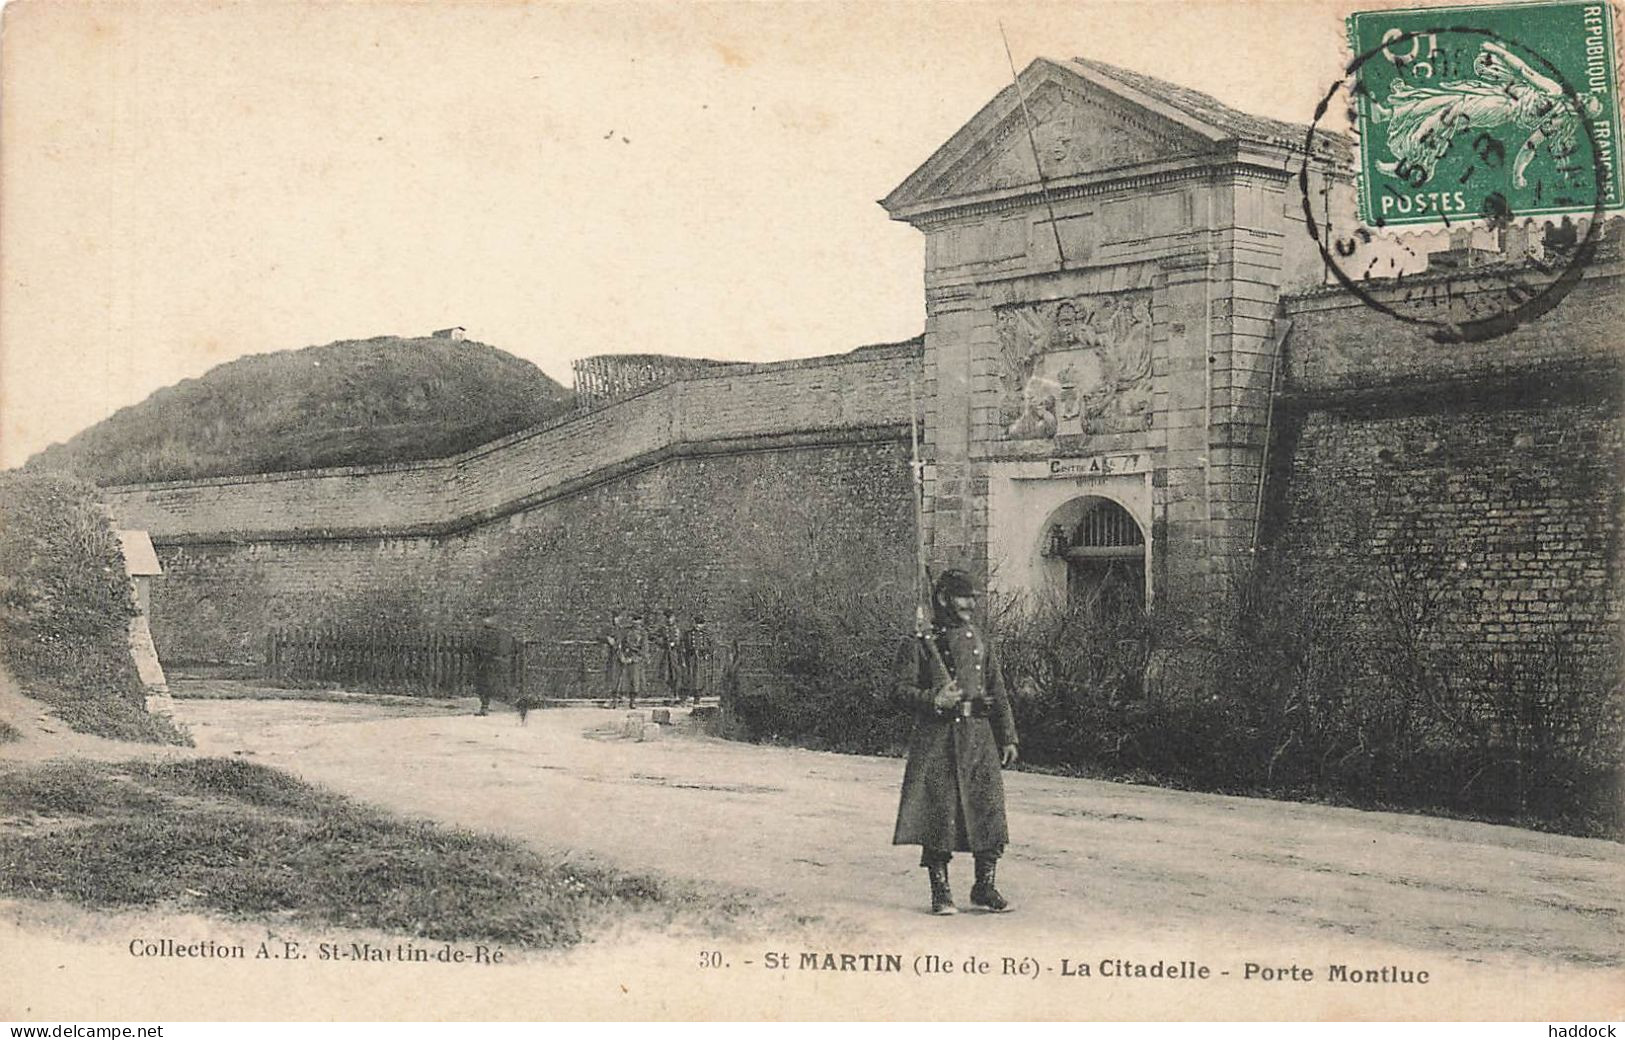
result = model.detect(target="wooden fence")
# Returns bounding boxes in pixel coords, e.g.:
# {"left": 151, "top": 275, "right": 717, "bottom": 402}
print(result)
{"left": 264, "top": 625, "right": 506, "bottom": 696}
{"left": 522, "top": 639, "right": 604, "bottom": 700}
{"left": 264, "top": 626, "right": 771, "bottom": 701}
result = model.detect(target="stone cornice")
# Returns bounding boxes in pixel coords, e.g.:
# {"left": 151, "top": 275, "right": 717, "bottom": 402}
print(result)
{"left": 884, "top": 57, "right": 1240, "bottom": 218}
{"left": 1280, "top": 355, "right": 1622, "bottom": 415}
{"left": 905, "top": 160, "right": 1307, "bottom": 228}
{"left": 886, "top": 55, "right": 1355, "bottom": 225}
{"left": 979, "top": 261, "right": 1163, "bottom": 298}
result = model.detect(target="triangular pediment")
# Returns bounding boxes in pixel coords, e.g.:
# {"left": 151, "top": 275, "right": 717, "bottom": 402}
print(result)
{"left": 883, "top": 58, "right": 1229, "bottom": 221}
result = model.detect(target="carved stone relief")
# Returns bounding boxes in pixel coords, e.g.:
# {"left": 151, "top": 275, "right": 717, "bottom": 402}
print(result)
{"left": 995, "top": 292, "right": 1153, "bottom": 448}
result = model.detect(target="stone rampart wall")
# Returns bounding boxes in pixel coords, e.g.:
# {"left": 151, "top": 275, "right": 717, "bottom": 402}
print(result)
{"left": 114, "top": 345, "right": 923, "bottom": 669}
{"left": 108, "top": 344, "right": 920, "bottom": 542}
{"left": 1273, "top": 263, "right": 1622, "bottom": 683}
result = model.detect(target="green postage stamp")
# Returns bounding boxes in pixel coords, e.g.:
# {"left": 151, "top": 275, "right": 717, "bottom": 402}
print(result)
{"left": 1347, "top": 1, "right": 1623, "bottom": 227}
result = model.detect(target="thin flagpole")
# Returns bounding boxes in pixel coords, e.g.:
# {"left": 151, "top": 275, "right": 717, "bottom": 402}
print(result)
{"left": 1000, "top": 22, "right": 1067, "bottom": 270}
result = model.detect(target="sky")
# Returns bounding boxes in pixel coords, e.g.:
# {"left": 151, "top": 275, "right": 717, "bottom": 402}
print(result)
{"left": 0, "top": 0, "right": 1379, "bottom": 468}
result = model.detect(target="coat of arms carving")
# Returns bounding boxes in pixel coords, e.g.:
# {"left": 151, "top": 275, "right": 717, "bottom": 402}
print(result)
{"left": 996, "top": 292, "right": 1153, "bottom": 446}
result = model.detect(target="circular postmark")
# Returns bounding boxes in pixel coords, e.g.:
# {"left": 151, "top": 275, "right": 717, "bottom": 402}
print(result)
{"left": 1298, "top": 23, "right": 1611, "bottom": 343}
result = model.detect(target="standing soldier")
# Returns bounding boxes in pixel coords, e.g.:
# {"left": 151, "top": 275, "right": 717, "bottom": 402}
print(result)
{"left": 602, "top": 608, "right": 624, "bottom": 704}
{"left": 891, "top": 569, "right": 1018, "bottom": 915}
{"left": 679, "top": 615, "right": 715, "bottom": 707}
{"left": 475, "top": 612, "right": 516, "bottom": 717}
{"left": 655, "top": 608, "right": 682, "bottom": 704}
{"left": 617, "top": 613, "right": 648, "bottom": 709}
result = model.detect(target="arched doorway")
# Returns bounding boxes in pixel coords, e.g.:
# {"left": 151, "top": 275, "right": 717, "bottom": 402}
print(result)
{"left": 1038, "top": 496, "right": 1147, "bottom": 614}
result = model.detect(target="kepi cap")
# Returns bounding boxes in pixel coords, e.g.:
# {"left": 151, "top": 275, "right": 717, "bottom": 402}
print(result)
{"left": 934, "top": 568, "right": 978, "bottom": 598}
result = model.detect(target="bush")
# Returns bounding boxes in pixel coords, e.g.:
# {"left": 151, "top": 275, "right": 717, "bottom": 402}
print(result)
{"left": 727, "top": 542, "right": 1622, "bottom": 839}
{"left": 990, "top": 590, "right": 1155, "bottom": 770}
{"left": 733, "top": 581, "right": 912, "bottom": 754}
{"left": 0, "top": 472, "right": 187, "bottom": 744}
{"left": 991, "top": 588, "right": 1266, "bottom": 790}
{"left": 1228, "top": 550, "right": 1623, "bottom": 837}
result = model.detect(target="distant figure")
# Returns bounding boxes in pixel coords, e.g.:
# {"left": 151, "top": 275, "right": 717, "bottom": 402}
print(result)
{"left": 654, "top": 609, "right": 682, "bottom": 704}
{"left": 680, "top": 616, "right": 716, "bottom": 706}
{"left": 475, "top": 613, "right": 516, "bottom": 717}
{"left": 616, "top": 613, "right": 648, "bottom": 708}
{"left": 602, "top": 608, "right": 625, "bottom": 701}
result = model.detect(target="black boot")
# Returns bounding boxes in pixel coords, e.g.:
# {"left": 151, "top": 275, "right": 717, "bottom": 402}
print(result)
{"left": 926, "top": 863, "right": 958, "bottom": 916}
{"left": 970, "top": 854, "right": 1011, "bottom": 912}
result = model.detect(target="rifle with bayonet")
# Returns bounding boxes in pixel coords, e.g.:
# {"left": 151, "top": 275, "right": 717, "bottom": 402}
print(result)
{"left": 908, "top": 379, "right": 966, "bottom": 718}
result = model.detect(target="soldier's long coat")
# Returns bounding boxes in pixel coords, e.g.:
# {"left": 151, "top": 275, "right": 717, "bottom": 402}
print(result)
{"left": 616, "top": 625, "right": 647, "bottom": 695}
{"left": 891, "top": 621, "right": 1018, "bottom": 852}
{"left": 653, "top": 619, "right": 682, "bottom": 693}
{"left": 680, "top": 625, "right": 715, "bottom": 697}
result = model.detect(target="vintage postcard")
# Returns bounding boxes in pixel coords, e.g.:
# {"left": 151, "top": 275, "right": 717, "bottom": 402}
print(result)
{"left": 0, "top": 0, "right": 1621, "bottom": 1024}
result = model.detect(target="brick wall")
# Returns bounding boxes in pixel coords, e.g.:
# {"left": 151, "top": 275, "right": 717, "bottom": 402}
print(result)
{"left": 1273, "top": 262, "right": 1623, "bottom": 689}
{"left": 146, "top": 436, "right": 914, "bottom": 674}
{"left": 1275, "top": 403, "right": 1620, "bottom": 658}
{"left": 461, "top": 436, "right": 916, "bottom": 691}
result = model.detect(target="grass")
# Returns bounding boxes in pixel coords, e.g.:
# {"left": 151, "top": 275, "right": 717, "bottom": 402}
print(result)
{"left": 17, "top": 676, "right": 189, "bottom": 745}
{"left": 0, "top": 757, "right": 761, "bottom": 949}
{"left": 25, "top": 336, "right": 575, "bottom": 485}
{"left": 0, "top": 472, "right": 188, "bottom": 746}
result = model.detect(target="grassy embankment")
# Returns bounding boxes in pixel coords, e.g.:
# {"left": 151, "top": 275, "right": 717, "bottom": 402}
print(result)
{"left": 24, "top": 336, "right": 574, "bottom": 485}
{"left": 0, "top": 471, "right": 185, "bottom": 744}
{"left": 0, "top": 757, "right": 759, "bottom": 948}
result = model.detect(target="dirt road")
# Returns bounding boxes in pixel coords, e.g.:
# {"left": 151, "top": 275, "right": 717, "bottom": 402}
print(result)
{"left": 6, "top": 695, "right": 1622, "bottom": 1019}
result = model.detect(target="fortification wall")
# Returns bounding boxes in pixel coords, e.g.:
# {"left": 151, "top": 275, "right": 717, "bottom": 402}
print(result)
{"left": 148, "top": 536, "right": 477, "bottom": 666}
{"left": 456, "top": 436, "right": 915, "bottom": 689}
{"left": 1283, "top": 263, "right": 1623, "bottom": 393}
{"left": 107, "top": 344, "right": 920, "bottom": 541}
{"left": 147, "top": 436, "right": 914, "bottom": 670}
{"left": 1274, "top": 262, "right": 1622, "bottom": 683}
{"left": 113, "top": 344, "right": 923, "bottom": 669}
